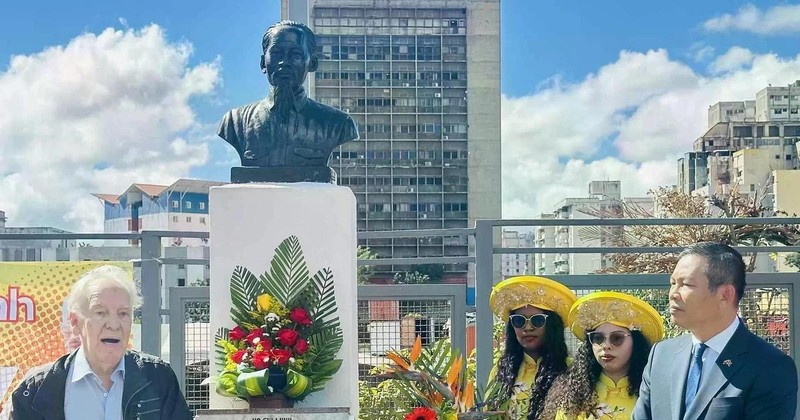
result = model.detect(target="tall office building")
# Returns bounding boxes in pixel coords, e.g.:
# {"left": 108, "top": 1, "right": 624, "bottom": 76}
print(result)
{"left": 282, "top": 0, "right": 501, "bottom": 284}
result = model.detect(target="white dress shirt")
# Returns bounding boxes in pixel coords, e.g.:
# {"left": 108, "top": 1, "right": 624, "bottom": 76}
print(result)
{"left": 64, "top": 347, "right": 126, "bottom": 420}
{"left": 691, "top": 316, "right": 740, "bottom": 380}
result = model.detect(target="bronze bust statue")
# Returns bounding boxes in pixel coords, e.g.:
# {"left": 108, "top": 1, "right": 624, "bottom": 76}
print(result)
{"left": 218, "top": 21, "right": 359, "bottom": 183}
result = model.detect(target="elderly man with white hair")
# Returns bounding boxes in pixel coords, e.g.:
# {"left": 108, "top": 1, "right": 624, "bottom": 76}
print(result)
{"left": 10, "top": 265, "right": 191, "bottom": 420}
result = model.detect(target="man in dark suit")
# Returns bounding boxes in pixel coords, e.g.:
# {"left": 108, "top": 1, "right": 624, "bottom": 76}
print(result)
{"left": 633, "top": 242, "right": 798, "bottom": 420}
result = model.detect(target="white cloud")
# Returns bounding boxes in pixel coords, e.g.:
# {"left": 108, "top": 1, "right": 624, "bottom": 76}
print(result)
{"left": 502, "top": 48, "right": 800, "bottom": 218}
{"left": 503, "top": 50, "right": 696, "bottom": 162}
{"left": 0, "top": 25, "right": 220, "bottom": 231}
{"left": 704, "top": 3, "right": 800, "bottom": 34}
{"left": 709, "top": 46, "right": 755, "bottom": 74}
{"left": 118, "top": 17, "right": 129, "bottom": 28}
{"left": 689, "top": 43, "right": 716, "bottom": 62}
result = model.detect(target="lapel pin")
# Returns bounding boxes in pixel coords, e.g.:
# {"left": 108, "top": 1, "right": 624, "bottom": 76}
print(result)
{"left": 723, "top": 359, "right": 732, "bottom": 367}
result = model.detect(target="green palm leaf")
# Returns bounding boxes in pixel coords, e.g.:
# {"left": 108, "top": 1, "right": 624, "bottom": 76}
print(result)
{"left": 260, "top": 235, "right": 310, "bottom": 305}
{"left": 304, "top": 326, "right": 344, "bottom": 391}
{"left": 229, "top": 266, "right": 262, "bottom": 326}
{"left": 310, "top": 268, "right": 338, "bottom": 321}
{"left": 214, "top": 327, "right": 231, "bottom": 368}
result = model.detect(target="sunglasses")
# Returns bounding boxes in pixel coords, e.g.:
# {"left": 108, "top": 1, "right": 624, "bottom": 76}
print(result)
{"left": 509, "top": 313, "right": 548, "bottom": 329}
{"left": 587, "top": 331, "right": 631, "bottom": 347}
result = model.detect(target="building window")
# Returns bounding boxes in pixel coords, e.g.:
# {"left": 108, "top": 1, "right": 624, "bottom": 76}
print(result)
{"left": 199, "top": 202, "right": 206, "bottom": 210}
{"left": 178, "top": 264, "right": 186, "bottom": 269}
{"left": 200, "top": 217, "right": 207, "bottom": 225}
{"left": 186, "top": 216, "right": 192, "bottom": 223}
{"left": 172, "top": 216, "right": 178, "bottom": 223}
{"left": 178, "top": 278, "right": 186, "bottom": 287}
{"left": 185, "top": 201, "right": 192, "bottom": 209}
{"left": 172, "top": 200, "right": 179, "bottom": 208}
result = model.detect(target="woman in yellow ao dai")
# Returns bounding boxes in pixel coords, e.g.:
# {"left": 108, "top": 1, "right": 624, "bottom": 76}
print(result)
{"left": 540, "top": 292, "right": 665, "bottom": 420}
{"left": 488, "top": 276, "right": 578, "bottom": 420}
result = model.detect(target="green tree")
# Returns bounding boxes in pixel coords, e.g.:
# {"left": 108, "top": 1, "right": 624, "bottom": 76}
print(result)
{"left": 409, "top": 264, "right": 445, "bottom": 283}
{"left": 393, "top": 271, "right": 430, "bottom": 284}
{"left": 185, "top": 277, "right": 210, "bottom": 322}
{"left": 787, "top": 253, "right": 800, "bottom": 271}
{"left": 357, "top": 246, "right": 378, "bottom": 284}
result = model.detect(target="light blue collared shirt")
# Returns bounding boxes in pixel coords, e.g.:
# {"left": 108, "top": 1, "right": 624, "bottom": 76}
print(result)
{"left": 64, "top": 347, "right": 126, "bottom": 420}
{"left": 691, "top": 316, "right": 740, "bottom": 380}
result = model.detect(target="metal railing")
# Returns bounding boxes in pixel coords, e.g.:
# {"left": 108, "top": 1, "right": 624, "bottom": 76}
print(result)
{"left": 4, "top": 216, "right": 800, "bottom": 415}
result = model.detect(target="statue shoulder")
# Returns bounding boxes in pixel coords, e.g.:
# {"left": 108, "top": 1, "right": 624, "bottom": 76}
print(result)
{"left": 222, "top": 99, "right": 270, "bottom": 124}
{"left": 307, "top": 99, "right": 355, "bottom": 124}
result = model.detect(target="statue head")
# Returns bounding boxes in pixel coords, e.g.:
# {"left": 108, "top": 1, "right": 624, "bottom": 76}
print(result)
{"left": 260, "top": 21, "right": 318, "bottom": 89}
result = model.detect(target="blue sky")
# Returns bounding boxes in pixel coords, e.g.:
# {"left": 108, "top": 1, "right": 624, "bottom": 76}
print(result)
{"left": 1, "top": 1, "right": 800, "bottom": 230}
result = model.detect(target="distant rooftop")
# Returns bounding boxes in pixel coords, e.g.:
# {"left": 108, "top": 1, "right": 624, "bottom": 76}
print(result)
{"left": 93, "top": 179, "right": 226, "bottom": 204}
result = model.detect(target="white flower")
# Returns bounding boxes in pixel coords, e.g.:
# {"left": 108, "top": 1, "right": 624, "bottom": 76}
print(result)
{"left": 289, "top": 357, "right": 296, "bottom": 364}
{"left": 266, "top": 313, "right": 280, "bottom": 322}
{"left": 271, "top": 326, "right": 280, "bottom": 332}
{"left": 252, "top": 337, "right": 261, "bottom": 345}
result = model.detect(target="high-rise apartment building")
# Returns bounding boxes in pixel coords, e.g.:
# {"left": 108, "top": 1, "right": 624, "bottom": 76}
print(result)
{"left": 681, "top": 83, "right": 800, "bottom": 196}
{"left": 282, "top": 0, "right": 501, "bottom": 283}
{"left": 755, "top": 82, "right": 800, "bottom": 122}
{"left": 500, "top": 230, "right": 534, "bottom": 278}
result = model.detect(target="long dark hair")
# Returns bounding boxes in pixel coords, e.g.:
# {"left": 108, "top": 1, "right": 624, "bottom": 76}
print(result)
{"left": 492, "top": 308, "right": 569, "bottom": 420}
{"left": 540, "top": 330, "right": 651, "bottom": 419}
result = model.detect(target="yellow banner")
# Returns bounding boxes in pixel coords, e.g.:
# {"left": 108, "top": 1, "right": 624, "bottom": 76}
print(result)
{"left": 0, "top": 261, "right": 133, "bottom": 413}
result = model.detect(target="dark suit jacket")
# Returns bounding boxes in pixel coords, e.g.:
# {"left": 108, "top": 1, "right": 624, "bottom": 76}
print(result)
{"left": 633, "top": 321, "right": 798, "bottom": 420}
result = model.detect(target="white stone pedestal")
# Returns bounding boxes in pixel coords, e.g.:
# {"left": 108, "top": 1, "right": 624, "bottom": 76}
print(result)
{"left": 195, "top": 407, "right": 349, "bottom": 420}
{"left": 209, "top": 183, "right": 357, "bottom": 418}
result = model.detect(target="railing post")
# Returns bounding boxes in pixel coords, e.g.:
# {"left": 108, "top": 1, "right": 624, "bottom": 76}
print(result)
{"left": 451, "top": 285, "right": 467, "bottom": 360}
{"left": 140, "top": 231, "right": 162, "bottom": 357}
{"left": 169, "top": 289, "right": 186, "bottom": 393}
{"left": 475, "top": 220, "right": 494, "bottom": 388}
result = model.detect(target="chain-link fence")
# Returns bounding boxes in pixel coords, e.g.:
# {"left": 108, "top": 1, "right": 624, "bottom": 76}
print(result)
{"left": 357, "top": 298, "right": 452, "bottom": 381}
{"left": 182, "top": 299, "right": 209, "bottom": 413}
{"left": 167, "top": 287, "right": 210, "bottom": 416}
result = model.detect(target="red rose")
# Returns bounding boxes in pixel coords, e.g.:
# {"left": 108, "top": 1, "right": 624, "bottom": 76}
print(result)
{"left": 229, "top": 326, "right": 247, "bottom": 341}
{"left": 246, "top": 328, "right": 265, "bottom": 346}
{"left": 272, "top": 349, "right": 292, "bottom": 366}
{"left": 290, "top": 308, "right": 313, "bottom": 326}
{"left": 294, "top": 338, "right": 309, "bottom": 355}
{"left": 276, "top": 329, "right": 300, "bottom": 347}
{"left": 252, "top": 350, "right": 271, "bottom": 370}
{"left": 405, "top": 407, "right": 436, "bottom": 420}
{"left": 259, "top": 338, "right": 273, "bottom": 352}
{"left": 230, "top": 349, "right": 246, "bottom": 364}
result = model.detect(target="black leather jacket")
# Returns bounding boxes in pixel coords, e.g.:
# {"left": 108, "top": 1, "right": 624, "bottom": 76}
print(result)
{"left": 10, "top": 350, "right": 192, "bottom": 420}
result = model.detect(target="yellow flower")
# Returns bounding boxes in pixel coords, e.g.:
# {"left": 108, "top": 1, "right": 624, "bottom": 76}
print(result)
{"left": 444, "top": 413, "right": 458, "bottom": 420}
{"left": 257, "top": 293, "right": 275, "bottom": 312}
